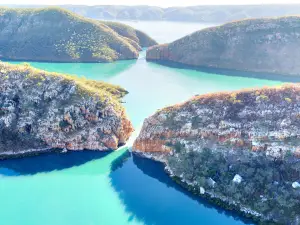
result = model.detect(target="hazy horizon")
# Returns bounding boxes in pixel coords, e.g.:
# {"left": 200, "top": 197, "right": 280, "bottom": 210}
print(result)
{"left": 2, "top": 0, "right": 300, "bottom": 8}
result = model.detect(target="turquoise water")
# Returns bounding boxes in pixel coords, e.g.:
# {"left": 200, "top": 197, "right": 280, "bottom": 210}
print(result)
{"left": 0, "top": 21, "right": 283, "bottom": 225}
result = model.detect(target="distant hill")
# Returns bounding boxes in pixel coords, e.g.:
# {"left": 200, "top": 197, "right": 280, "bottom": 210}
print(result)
{"left": 0, "top": 7, "right": 157, "bottom": 62}
{"left": 147, "top": 16, "right": 300, "bottom": 78}
{"left": 3, "top": 4, "right": 300, "bottom": 23}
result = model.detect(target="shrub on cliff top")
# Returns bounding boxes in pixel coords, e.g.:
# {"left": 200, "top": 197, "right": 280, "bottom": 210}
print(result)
{"left": 160, "top": 84, "right": 300, "bottom": 113}
{"left": 0, "top": 62, "right": 128, "bottom": 111}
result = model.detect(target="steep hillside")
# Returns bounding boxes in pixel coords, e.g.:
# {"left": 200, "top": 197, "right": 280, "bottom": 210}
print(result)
{"left": 147, "top": 16, "right": 300, "bottom": 78}
{"left": 0, "top": 7, "right": 157, "bottom": 62}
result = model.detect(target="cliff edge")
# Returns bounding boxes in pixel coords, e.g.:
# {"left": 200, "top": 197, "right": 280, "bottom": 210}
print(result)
{"left": 0, "top": 62, "right": 134, "bottom": 158}
{"left": 133, "top": 84, "right": 300, "bottom": 224}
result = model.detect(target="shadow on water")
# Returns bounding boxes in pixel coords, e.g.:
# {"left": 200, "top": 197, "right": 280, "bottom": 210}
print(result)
{"left": 148, "top": 60, "right": 300, "bottom": 82}
{"left": 0, "top": 150, "right": 111, "bottom": 176}
{"left": 5, "top": 59, "right": 137, "bottom": 81}
{"left": 109, "top": 152, "right": 254, "bottom": 225}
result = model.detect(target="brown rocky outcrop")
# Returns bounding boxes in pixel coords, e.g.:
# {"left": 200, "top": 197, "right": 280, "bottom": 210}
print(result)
{"left": 134, "top": 84, "right": 300, "bottom": 158}
{"left": 0, "top": 62, "right": 134, "bottom": 158}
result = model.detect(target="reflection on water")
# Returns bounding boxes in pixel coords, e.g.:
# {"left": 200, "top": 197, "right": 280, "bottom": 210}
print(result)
{"left": 0, "top": 146, "right": 252, "bottom": 225}
{"left": 149, "top": 60, "right": 300, "bottom": 82}
{"left": 109, "top": 152, "right": 252, "bottom": 225}
{"left": 0, "top": 151, "right": 111, "bottom": 176}
{"left": 6, "top": 59, "right": 137, "bottom": 79}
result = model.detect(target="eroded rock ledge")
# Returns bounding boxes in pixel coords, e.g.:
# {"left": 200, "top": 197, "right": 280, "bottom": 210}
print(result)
{"left": 147, "top": 16, "right": 300, "bottom": 78}
{"left": 0, "top": 62, "right": 134, "bottom": 157}
{"left": 133, "top": 84, "right": 300, "bottom": 224}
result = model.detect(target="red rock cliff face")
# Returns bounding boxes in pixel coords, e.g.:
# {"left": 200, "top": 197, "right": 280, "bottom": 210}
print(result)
{"left": 133, "top": 84, "right": 300, "bottom": 158}
{"left": 146, "top": 16, "right": 300, "bottom": 77}
{"left": 0, "top": 62, "right": 134, "bottom": 157}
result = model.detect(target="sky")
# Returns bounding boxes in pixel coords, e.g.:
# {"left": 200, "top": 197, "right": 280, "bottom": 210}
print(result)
{"left": 3, "top": 0, "right": 300, "bottom": 7}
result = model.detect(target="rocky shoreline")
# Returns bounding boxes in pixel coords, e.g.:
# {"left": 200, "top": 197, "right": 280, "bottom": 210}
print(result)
{"left": 133, "top": 84, "right": 300, "bottom": 224}
{"left": 0, "top": 62, "right": 134, "bottom": 155}
{"left": 133, "top": 149, "right": 300, "bottom": 225}
{"left": 133, "top": 150, "right": 264, "bottom": 224}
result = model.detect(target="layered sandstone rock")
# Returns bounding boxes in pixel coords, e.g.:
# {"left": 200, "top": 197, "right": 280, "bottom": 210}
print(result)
{"left": 133, "top": 84, "right": 300, "bottom": 224}
{"left": 134, "top": 84, "right": 300, "bottom": 158}
{"left": 147, "top": 16, "right": 300, "bottom": 77}
{"left": 0, "top": 62, "right": 134, "bottom": 157}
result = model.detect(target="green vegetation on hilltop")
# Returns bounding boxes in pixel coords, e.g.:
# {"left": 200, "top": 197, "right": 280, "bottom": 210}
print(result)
{"left": 102, "top": 21, "right": 157, "bottom": 47}
{"left": 0, "top": 62, "right": 127, "bottom": 109}
{"left": 0, "top": 61, "right": 133, "bottom": 153}
{"left": 0, "top": 7, "right": 156, "bottom": 62}
{"left": 161, "top": 84, "right": 297, "bottom": 113}
{"left": 147, "top": 16, "right": 300, "bottom": 78}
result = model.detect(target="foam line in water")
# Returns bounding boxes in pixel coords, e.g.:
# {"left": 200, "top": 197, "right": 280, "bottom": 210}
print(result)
{"left": 116, "top": 123, "right": 143, "bottom": 152}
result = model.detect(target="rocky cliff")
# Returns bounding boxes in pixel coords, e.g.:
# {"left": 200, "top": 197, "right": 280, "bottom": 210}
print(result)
{"left": 0, "top": 7, "right": 157, "bottom": 62}
{"left": 147, "top": 16, "right": 300, "bottom": 78}
{"left": 133, "top": 84, "right": 300, "bottom": 224}
{"left": 0, "top": 62, "right": 134, "bottom": 158}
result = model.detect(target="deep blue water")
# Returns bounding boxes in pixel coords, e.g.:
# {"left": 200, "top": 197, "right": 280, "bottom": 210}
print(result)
{"left": 0, "top": 21, "right": 279, "bottom": 225}
{"left": 0, "top": 150, "right": 253, "bottom": 225}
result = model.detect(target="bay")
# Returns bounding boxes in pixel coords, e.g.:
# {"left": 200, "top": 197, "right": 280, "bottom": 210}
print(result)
{"left": 0, "top": 21, "right": 282, "bottom": 225}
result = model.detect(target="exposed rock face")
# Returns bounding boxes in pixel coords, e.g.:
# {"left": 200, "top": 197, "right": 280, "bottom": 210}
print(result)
{"left": 133, "top": 84, "right": 300, "bottom": 224}
{"left": 0, "top": 7, "right": 157, "bottom": 62}
{"left": 0, "top": 62, "right": 134, "bottom": 158}
{"left": 147, "top": 16, "right": 300, "bottom": 77}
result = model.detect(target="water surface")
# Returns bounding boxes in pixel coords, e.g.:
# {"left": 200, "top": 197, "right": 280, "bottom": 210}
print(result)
{"left": 0, "top": 21, "right": 283, "bottom": 225}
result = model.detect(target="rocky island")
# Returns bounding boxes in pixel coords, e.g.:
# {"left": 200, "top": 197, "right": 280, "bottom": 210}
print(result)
{"left": 147, "top": 16, "right": 300, "bottom": 79}
{"left": 0, "top": 7, "right": 157, "bottom": 62}
{"left": 0, "top": 62, "right": 134, "bottom": 158}
{"left": 133, "top": 84, "right": 300, "bottom": 224}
